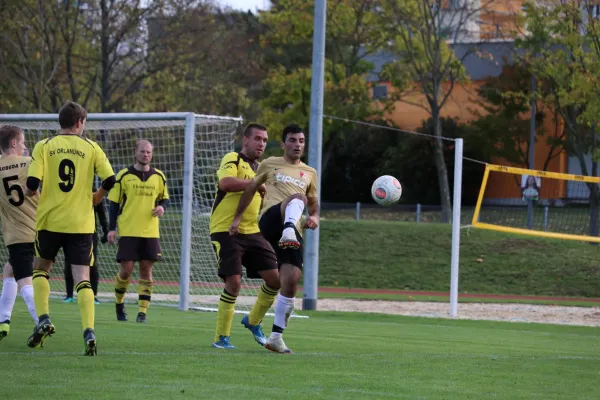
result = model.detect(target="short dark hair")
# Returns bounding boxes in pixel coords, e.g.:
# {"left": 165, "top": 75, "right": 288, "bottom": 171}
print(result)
{"left": 0, "top": 125, "right": 23, "bottom": 151}
{"left": 243, "top": 123, "right": 267, "bottom": 138}
{"left": 58, "top": 101, "right": 88, "bottom": 129}
{"left": 282, "top": 123, "right": 304, "bottom": 142}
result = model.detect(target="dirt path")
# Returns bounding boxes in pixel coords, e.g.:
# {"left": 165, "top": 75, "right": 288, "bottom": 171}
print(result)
{"left": 84, "top": 291, "right": 600, "bottom": 328}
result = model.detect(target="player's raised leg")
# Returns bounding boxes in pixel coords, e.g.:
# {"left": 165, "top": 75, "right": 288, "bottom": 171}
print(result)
{"left": 278, "top": 194, "right": 307, "bottom": 249}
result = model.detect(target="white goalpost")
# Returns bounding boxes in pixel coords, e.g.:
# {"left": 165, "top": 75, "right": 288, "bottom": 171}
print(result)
{"left": 0, "top": 112, "right": 277, "bottom": 313}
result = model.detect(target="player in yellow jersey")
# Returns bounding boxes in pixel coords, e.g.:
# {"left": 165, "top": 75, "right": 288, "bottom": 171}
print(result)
{"left": 0, "top": 126, "right": 39, "bottom": 341}
{"left": 26, "top": 101, "right": 116, "bottom": 355}
{"left": 230, "top": 124, "right": 319, "bottom": 354}
{"left": 107, "top": 140, "right": 169, "bottom": 324}
{"left": 209, "top": 124, "right": 280, "bottom": 349}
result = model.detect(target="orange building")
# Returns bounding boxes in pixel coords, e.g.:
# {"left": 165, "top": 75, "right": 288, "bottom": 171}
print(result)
{"left": 367, "top": 39, "right": 567, "bottom": 203}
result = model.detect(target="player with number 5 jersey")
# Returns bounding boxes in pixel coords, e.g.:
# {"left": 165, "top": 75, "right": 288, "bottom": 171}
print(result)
{"left": 0, "top": 125, "right": 40, "bottom": 343}
{"left": 26, "top": 101, "right": 116, "bottom": 355}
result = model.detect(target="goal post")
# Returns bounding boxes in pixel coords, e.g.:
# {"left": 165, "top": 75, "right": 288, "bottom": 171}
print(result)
{"left": 0, "top": 112, "right": 245, "bottom": 312}
{"left": 471, "top": 163, "right": 600, "bottom": 242}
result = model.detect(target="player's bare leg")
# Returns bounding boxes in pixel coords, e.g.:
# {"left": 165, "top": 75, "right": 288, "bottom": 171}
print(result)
{"left": 27, "top": 258, "right": 55, "bottom": 348}
{"left": 278, "top": 194, "right": 307, "bottom": 249}
{"left": 213, "top": 274, "right": 241, "bottom": 349}
{"left": 243, "top": 269, "right": 280, "bottom": 346}
{"left": 137, "top": 260, "right": 154, "bottom": 323}
{"left": 115, "top": 261, "right": 134, "bottom": 321}
{"left": 265, "top": 264, "right": 300, "bottom": 354}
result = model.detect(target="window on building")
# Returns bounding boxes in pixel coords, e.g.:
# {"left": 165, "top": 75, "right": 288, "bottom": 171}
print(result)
{"left": 373, "top": 85, "right": 388, "bottom": 100}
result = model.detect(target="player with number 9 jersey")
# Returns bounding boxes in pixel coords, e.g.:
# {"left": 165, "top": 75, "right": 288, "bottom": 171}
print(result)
{"left": 28, "top": 134, "right": 114, "bottom": 234}
{"left": 25, "top": 101, "right": 116, "bottom": 356}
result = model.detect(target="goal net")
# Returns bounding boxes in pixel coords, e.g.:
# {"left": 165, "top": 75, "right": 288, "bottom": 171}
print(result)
{"left": 472, "top": 164, "right": 600, "bottom": 242}
{"left": 0, "top": 112, "right": 272, "bottom": 312}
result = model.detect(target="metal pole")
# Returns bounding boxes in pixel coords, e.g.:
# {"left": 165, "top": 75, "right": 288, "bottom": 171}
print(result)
{"left": 527, "top": 74, "right": 537, "bottom": 229}
{"left": 356, "top": 201, "right": 360, "bottom": 220}
{"left": 449, "top": 138, "right": 464, "bottom": 318}
{"left": 179, "top": 113, "right": 195, "bottom": 311}
{"left": 303, "top": 0, "right": 326, "bottom": 311}
{"left": 416, "top": 203, "right": 421, "bottom": 223}
{"left": 544, "top": 206, "right": 549, "bottom": 232}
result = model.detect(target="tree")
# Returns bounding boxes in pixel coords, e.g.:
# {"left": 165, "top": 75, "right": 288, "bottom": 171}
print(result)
{"left": 380, "top": 0, "right": 492, "bottom": 222}
{"left": 471, "top": 64, "right": 565, "bottom": 171}
{"left": 139, "top": 8, "right": 266, "bottom": 119}
{"left": 0, "top": 0, "right": 212, "bottom": 113}
{"left": 516, "top": 0, "right": 600, "bottom": 236}
{"left": 0, "top": 0, "right": 98, "bottom": 112}
{"left": 259, "top": 0, "right": 394, "bottom": 172}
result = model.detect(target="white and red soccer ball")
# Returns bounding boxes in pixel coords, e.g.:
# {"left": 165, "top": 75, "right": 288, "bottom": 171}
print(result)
{"left": 371, "top": 175, "right": 402, "bottom": 206}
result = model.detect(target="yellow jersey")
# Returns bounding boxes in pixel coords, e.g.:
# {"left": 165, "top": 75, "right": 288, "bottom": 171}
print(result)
{"left": 209, "top": 152, "right": 262, "bottom": 234}
{"left": 28, "top": 134, "right": 114, "bottom": 234}
{"left": 108, "top": 166, "right": 169, "bottom": 238}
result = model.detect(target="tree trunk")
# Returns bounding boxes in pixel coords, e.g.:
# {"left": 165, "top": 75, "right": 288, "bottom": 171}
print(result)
{"left": 432, "top": 106, "right": 452, "bottom": 223}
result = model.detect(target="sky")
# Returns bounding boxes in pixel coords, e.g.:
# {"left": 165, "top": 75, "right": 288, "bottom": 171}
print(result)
{"left": 219, "top": 0, "right": 270, "bottom": 12}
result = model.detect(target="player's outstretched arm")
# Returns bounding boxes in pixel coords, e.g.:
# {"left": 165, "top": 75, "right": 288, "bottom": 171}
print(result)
{"left": 219, "top": 177, "right": 252, "bottom": 192}
{"left": 229, "top": 179, "right": 260, "bottom": 235}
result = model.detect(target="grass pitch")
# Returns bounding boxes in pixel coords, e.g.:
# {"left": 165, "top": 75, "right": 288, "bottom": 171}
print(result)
{"left": 2, "top": 301, "right": 599, "bottom": 399}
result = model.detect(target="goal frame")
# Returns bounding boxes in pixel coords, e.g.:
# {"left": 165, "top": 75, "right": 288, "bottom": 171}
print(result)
{"left": 0, "top": 112, "right": 243, "bottom": 311}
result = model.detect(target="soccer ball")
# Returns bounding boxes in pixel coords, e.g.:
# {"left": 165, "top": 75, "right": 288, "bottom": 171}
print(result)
{"left": 371, "top": 175, "right": 402, "bottom": 206}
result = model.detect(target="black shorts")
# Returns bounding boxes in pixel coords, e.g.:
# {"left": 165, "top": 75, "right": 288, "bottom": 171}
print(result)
{"left": 116, "top": 237, "right": 162, "bottom": 262}
{"left": 259, "top": 203, "right": 304, "bottom": 269}
{"left": 35, "top": 230, "right": 94, "bottom": 266}
{"left": 66, "top": 232, "right": 99, "bottom": 267}
{"left": 7, "top": 243, "right": 34, "bottom": 281}
{"left": 210, "top": 232, "right": 278, "bottom": 280}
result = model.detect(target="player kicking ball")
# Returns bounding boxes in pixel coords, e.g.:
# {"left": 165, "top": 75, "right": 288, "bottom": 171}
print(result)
{"left": 107, "top": 140, "right": 169, "bottom": 324}
{"left": 209, "top": 124, "right": 280, "bottom": 349}
{"left": 0, "top": 126, "right": 39, "bottom": 341}
{"left": 230, "top": 124, "right": 320, "bottom": 354}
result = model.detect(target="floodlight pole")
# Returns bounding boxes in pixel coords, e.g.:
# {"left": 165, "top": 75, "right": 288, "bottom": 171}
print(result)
{"left": 303, "top": 0, "right": 327, "bottom": 311}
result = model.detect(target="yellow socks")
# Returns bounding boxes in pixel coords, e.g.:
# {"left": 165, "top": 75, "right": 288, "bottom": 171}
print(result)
{"left": 32, "top": 270, "right": 50, "bottom": 318}
{"left": 138, "top": 279, "right": 153, "bottom": 314}
{"left": 214, "top": 289, "right": 236, "bottom": 342}
{"left": 114, "top": 274, "right": 130, "bottom": 304}
{"left": 76, "top": 280, "right": 95, "bottom": 331}
{"left": 248, "top": 284, "right": 278, "bottom": 326}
